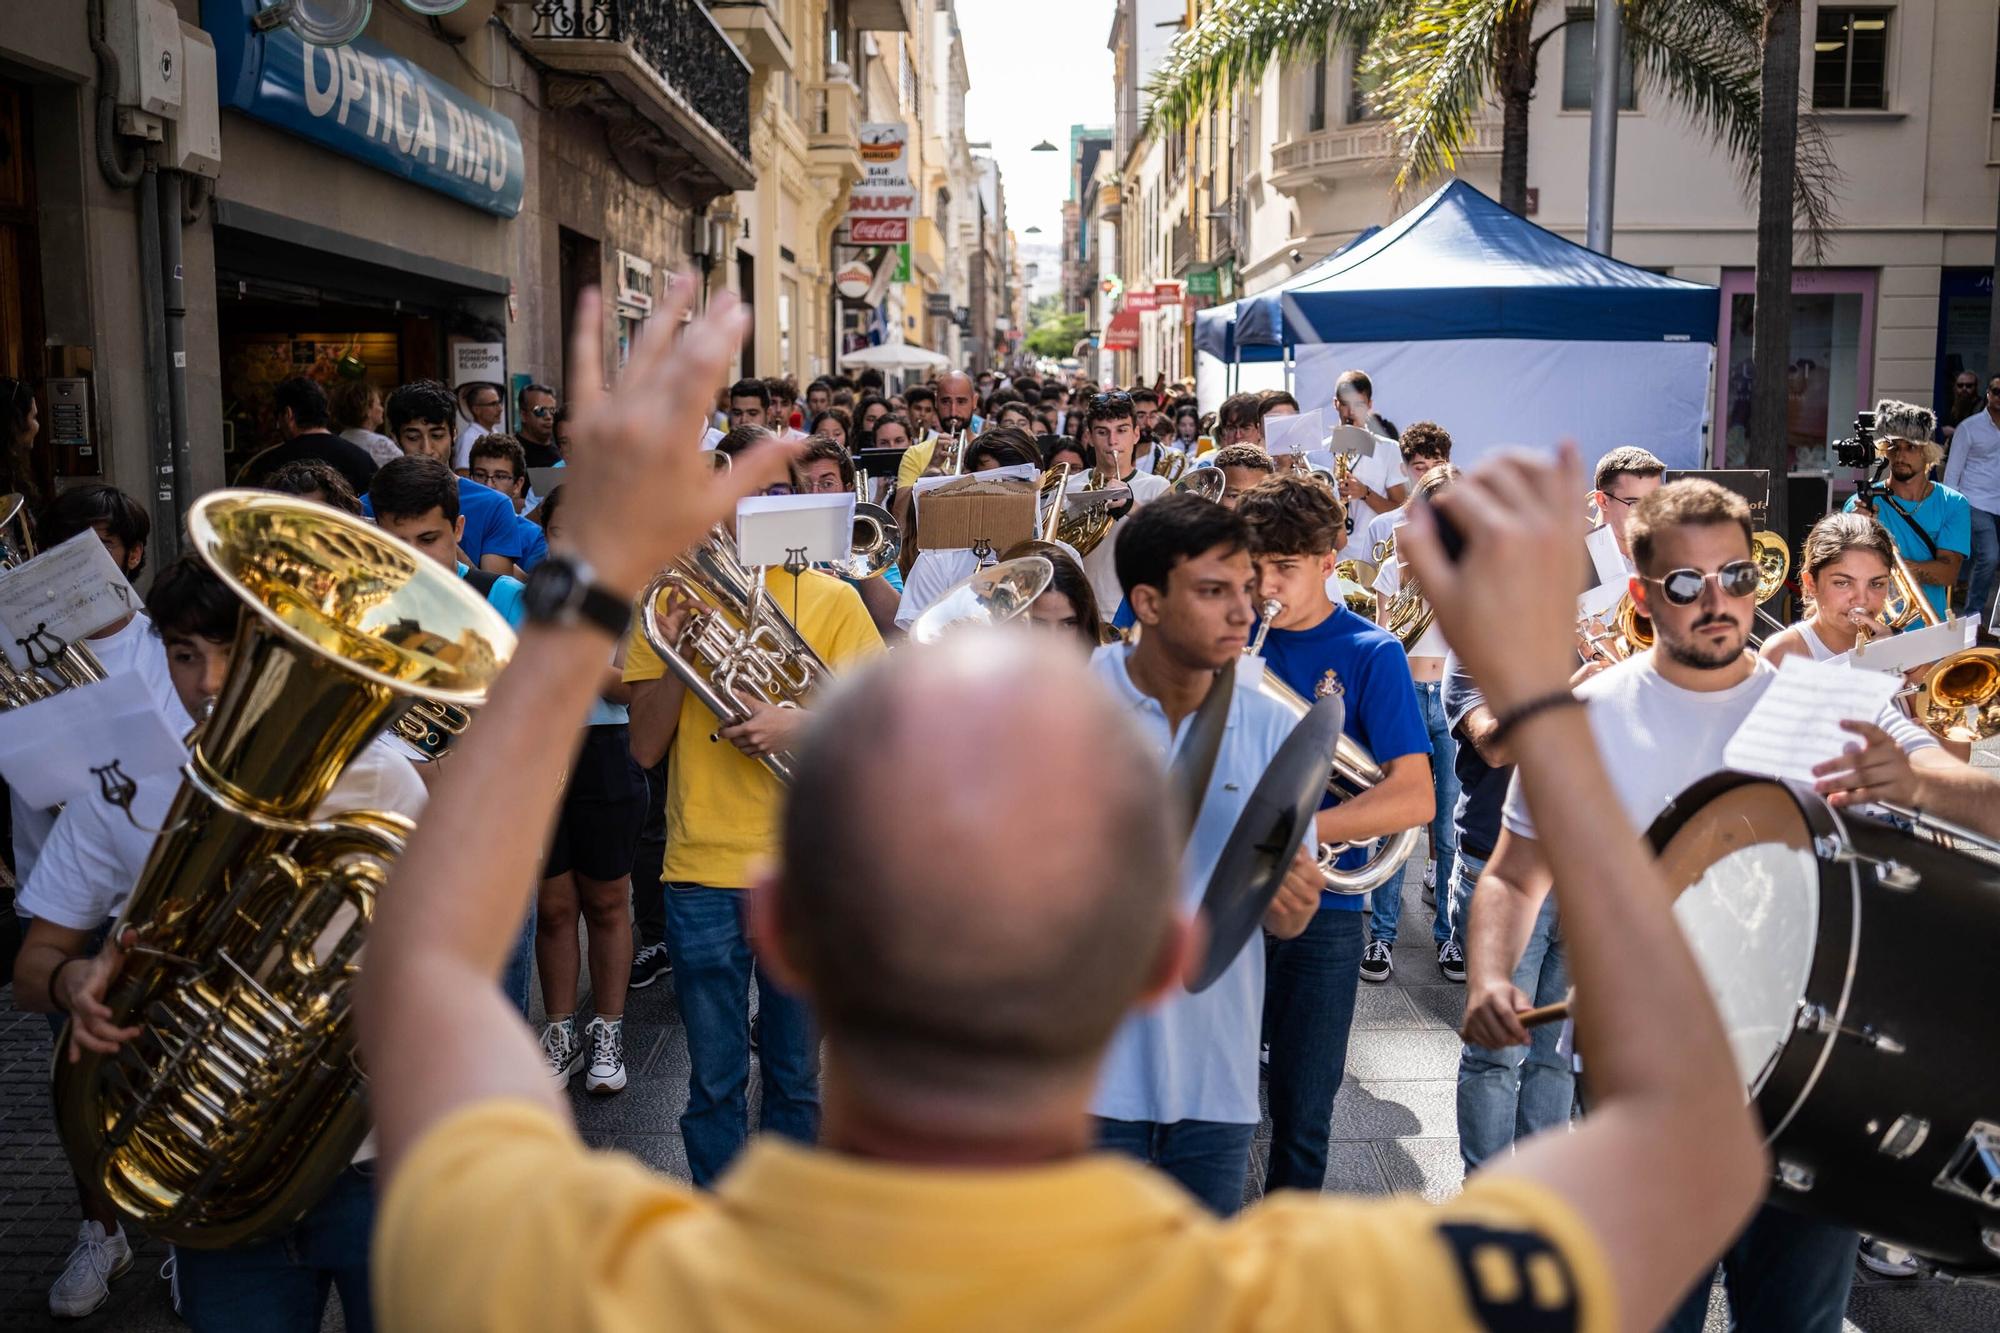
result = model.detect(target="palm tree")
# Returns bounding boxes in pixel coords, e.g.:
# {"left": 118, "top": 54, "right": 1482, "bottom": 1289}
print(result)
{"left": 1749, "top": 0, "right": 1804, "bottom": 545}
{"left": 1144, "top": 0, "right": 1824, "bottom": 227}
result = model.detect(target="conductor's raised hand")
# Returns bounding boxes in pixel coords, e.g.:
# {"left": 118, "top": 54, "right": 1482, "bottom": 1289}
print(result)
{"left": 1397, "top": 443, "right": 1588, "bottom": 713}
{"left": 556, "top": 280, "right": 799, "bottom": 597}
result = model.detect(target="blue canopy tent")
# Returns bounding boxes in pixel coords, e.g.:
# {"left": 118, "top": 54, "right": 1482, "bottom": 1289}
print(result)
{"left": 1270, "top": 181, "right": 1719, "bottom": 470}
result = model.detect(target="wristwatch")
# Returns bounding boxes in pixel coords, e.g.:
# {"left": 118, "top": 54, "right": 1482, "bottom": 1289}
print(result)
{"left": 521, "top": 555, "right": 631, "bottom": 639}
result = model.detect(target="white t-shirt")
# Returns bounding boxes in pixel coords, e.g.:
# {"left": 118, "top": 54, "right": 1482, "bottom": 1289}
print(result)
{"left": 1500, "top": 652, "right": 1937, "bottom": 842}
{"left": 341, "top": 427, "right": 403, "bottom": 467}
{"left": 894, "top": 549, "right": 980, "bottom": 630}
{"left": 8, "top": 614, "right": 179, "bottom": 883}
{"left": 1369, "top": 551, "right": 1446, "bottom": 660}
{"left": 19, "top": 731, "right": 426, "bottom": 931}
{"left": 453, "top": 421, "right": 499, "bottom": 470}
{"left": 1076, "top": 470, "right": 1171, "bottom": 622}
{"left": 1336, "top": 434, "right": 1408, "bottom": 563}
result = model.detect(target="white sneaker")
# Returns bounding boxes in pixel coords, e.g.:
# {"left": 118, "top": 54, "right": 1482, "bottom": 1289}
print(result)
{"left": 584, "top": 1016, "right": 627, "bottom": 1094}
{"left": 50, "top": 1220, "right": 132, "bottom": 1318}
{"left": 1858, "top": 1237, "right": 1924, "bottom": 1278}
{"left": 539, "top": 1017, "right": 583, "bottom": 1082}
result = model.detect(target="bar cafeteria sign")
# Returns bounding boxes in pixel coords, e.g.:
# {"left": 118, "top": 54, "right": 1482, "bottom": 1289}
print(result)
{"left": 848, "top": 122, "right": 916, "bottom": 244}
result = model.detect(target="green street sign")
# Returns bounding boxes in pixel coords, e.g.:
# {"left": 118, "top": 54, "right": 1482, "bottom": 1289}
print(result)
{"left": 892, "top": 244, "right": 911, "bottom": 284}
{"left": 1186, "top": 268, "right": 1220, "bottom": 297}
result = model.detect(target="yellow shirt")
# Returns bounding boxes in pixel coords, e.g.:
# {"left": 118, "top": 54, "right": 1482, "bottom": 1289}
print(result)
{"left": 895, "top": 433, "right": 938, "bottom": 489}
{"left": 623, "top": 566, "right": 882, "bottom": 887}
{"left": 378, "top": 1100, "right": 1616, "bottom": 1333}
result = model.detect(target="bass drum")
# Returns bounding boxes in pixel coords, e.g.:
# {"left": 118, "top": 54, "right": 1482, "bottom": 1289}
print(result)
{"left": 1645, "top": 770, "right": 2000, "bottom": 1276}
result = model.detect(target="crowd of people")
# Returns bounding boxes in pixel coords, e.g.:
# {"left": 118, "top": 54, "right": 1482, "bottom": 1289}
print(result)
{"left": 4, "top": 277, "right": 2000, "bottom": 1331}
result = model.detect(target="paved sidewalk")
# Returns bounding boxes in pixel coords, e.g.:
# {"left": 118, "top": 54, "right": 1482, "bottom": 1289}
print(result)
{"left": 4, "top": 855, "right": 1998, "bottom": 1329}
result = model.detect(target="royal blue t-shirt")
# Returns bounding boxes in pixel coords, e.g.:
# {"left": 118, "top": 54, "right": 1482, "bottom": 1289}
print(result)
{"left": 364, "top": 476, "right": 525, "bottom": 567}
{"left": 515, "top": 516, "right": 549, "bottom": 573}
{"left": 1257, "top": 604, "right": 1430, "bottom": 910}
{"left": 1842, "top": 481, "right": 1971, "bottom": 622}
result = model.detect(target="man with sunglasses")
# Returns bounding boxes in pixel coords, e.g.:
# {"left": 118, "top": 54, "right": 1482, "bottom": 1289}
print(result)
{"left": 517, "top": 384, "right": 561, "bottom": 468}
{"left": 1850, "top": 399, "right": 1968, "bottom": 624}
{"left": 1464, "top": 478, "right": 2000, "bottom": 1333}
{"left": 1941, "top": 384, "right": 2000, "bottom": 626}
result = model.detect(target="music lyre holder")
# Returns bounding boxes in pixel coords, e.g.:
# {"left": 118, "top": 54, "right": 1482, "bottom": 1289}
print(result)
{"left": 18, "top": 621, "right": 69, "bottom": 673}
{"left": 92, "top": 757, "right": 181, "bottom": 834}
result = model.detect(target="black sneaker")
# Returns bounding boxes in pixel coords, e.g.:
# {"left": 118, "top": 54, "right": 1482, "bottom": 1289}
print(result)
{"left": 1437, "top": 939, "right": 1467, "bottom": 983}
{"left": 629, "top": 942, "right": 672, "bottom": 990}
{"left": 1359, "top": 940, "right": 1393, "bottom": 984}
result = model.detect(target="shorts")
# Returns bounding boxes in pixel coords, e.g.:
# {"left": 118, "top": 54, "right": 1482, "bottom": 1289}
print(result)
{"left": 545, "top": 724, "right": 647, "bottom": 881}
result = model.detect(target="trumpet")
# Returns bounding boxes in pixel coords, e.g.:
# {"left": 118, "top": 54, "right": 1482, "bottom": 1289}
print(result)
{"left": 1243, "top": 601, "right": 1422, "bottom": 894}
{"left": 929, "top": 427, "right": 967, "bottom": 477}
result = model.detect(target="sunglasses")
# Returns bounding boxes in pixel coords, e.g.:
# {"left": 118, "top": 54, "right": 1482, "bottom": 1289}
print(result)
{"left": 528, "top": 405, "right": 556, "bottom": 418}
{"left": 1090, "top": 391, "right": 1133, "bottom": 408}
{"left": 1642, "top": 560, "right": 1760, "bottom": 605}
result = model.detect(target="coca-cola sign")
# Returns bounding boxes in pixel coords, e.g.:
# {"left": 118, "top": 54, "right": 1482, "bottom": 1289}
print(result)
{"left": 849, "top": 218, "right": 909, "bottom": 244}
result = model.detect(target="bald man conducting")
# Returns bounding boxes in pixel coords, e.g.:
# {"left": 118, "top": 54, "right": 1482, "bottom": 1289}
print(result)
{"left": 359, "top": 289, "right": 1766, "bottom": 1331}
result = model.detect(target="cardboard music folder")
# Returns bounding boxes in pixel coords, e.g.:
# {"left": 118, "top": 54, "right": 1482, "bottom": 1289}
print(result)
{"left": 915, "top": 475, "right": 1038, "bottom": 555}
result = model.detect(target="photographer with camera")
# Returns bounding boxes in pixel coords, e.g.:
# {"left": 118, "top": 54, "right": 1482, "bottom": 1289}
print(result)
{"left": 1840, "top": 400, "right": 1969, "bottom": 623}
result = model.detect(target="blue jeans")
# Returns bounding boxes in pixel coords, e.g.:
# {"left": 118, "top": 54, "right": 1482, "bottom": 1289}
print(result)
{"left": 1663, "top": 1205, "right": 1857, "bottom": 1333}
{"left": 173, "top": 1166, "right": 374, "bottom": 1333}
{"left": 1368, "top": 680, "right": 1458, "bottom": 948}
{"left": 1261, "top": 907, "right": 1366, "bottom": 1193}
{"left": 662, "top": 884, "right": 819, "bottom": 1186}
{"left": 1456, "top": 858, "right": 1573, "bottom": 1171}
{"left": 1967, "top": 505, "right": 2000, "bottom": 626}
{"left": 1093, "top": 1117, "right": 1258, "bottom": 1216}
{"left": 499, "top": 902, "right": 536, "bottom": 1019}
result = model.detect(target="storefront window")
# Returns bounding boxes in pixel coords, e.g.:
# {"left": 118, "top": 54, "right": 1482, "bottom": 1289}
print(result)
{"left": 1715, "top": 269, "right": 1875, "bottom": 473}
{"left": 1936, "top": 268, "right": 1991, "bottom": 410}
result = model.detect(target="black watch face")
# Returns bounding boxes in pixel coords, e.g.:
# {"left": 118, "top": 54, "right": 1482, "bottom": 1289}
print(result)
{"left": 530, "top": 559, "right": 577, "bottom": 616}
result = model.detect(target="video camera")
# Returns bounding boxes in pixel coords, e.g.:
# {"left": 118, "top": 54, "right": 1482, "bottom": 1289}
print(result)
{"left": 1832, "top": 410, "right": 1891, "bottom": 510}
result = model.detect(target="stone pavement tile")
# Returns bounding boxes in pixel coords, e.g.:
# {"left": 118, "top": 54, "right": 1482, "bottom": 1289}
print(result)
{"left": 1349, "top": 984, "right": 1423, "bottom": 1030}
{"left": 1319, "top": 1141, "right": 1391, "bottom": 1197}
{"left": 612, "top": 1132, "right": 692, "bottom": 1181}
{"left": 1400, "top": 982, "right": 1469, "bottom": 1031}
{"left": 1330, "top": 1078, "right": 1458, "bottom": 1142}
{"left": 1372, "top": 1137, "right": 1466, "bottom": 1205}
{"left": 1344, "top": 1028, "right": 1465, "bottom": 1081}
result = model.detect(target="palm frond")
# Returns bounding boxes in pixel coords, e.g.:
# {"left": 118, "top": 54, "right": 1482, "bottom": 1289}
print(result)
{"left": 1623, "top": 0, "right": 1840, "bottom": 259}
{"left": 1366, "top": 0, "right": 1521, "bottom": 195}
{"left": 1140, "top": 0, "right": 1391, "bottom": 137}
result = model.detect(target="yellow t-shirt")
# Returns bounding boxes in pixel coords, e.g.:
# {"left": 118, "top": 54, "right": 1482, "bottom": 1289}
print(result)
{"left": 623, "top": 566, "right": 882, "bottom": 887}
{"left": 895, "top": 433, "right": 938, "bottom": 489}
{"left": 378, "top": 1099, "right": 1616, "bottom": 1333}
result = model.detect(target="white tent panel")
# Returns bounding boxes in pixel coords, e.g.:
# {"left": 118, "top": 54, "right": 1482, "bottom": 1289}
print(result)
{"left": 1195, "top": 351, "right": 1289, "bottom": 416}
{"left": 1294, "top": 339, "right": 1713, "bottom": 476}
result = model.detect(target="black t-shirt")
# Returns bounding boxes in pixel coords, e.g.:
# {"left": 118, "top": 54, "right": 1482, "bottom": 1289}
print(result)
{"left": 1441, "top": 652, "right": 1511, "bottom": 864}
{"left": 236, "top": 431, "right": 379, "bottom": 495}
{"left": 520, "top": 439, "right": 562, "bottom": 470}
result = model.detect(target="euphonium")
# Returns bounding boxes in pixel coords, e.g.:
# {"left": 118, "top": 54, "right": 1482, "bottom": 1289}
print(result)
{"left": 389, "top": 698, "right": 474, "bottom": 760}
{"left": 637, "top": 527, "right": 834, "bottom": 784}
{"left": 0, "top": 491, "right": 108, "bottom": 706}
{"left": 51, "top": 491, "right": 514, "bottom": 1248}
{"left": 1244, "top": 601, "right": 1423, "bottom": 894}
{"left": 1054, "top": 467, "right": 1125, "bottom": 557}
{"left": 1330, "top": 558, "right": 1377, "bottom": 619}
{"left": 831, "top": 459, "right": 902, "bottom": 581}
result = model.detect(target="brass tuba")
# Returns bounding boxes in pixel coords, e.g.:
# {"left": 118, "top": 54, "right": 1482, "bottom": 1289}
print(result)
{"left": 1244, "top": 601, "right": 1423, "bottom": 894}
{"left": 637, "top": 527, "right": 834, "bottom": 784}
{"left": 51, "top": 491, "right": 515, "bottom": 1248}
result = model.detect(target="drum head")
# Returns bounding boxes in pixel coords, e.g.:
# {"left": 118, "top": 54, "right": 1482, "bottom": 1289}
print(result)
{"left": 1656, "top": 781, "right": 1820, "bottom": 1094}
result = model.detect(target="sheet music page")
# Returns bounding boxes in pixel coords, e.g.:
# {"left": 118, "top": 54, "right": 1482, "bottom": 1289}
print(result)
{"left": 1263, "top": 409, "right": 1324, "bottom": 457}
{"left": 1721, "top": 655, "right": 1900, "bottom": 784}
{"left": 0, "top": 670, "right": 188, "bottom": 809}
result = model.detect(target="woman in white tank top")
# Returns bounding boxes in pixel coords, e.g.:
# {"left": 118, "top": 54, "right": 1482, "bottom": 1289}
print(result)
{"left": 1759, "top": 512, "right": 1897, "bottom": 668}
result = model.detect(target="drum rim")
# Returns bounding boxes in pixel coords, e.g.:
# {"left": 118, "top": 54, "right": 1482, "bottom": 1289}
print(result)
{"left": 1641, "top": 770, "right": 1861, "bottom": 1141}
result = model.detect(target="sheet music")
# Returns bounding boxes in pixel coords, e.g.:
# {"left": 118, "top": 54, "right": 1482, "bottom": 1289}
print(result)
{"left": 0, "top": 531, "right": 140, "bottom": 658}
{"left": 1263, "top": 410, "right": 1324, "bottom": 457}
{"left": 1721, "top": 655, "right": 1900, "bottom": 785}
{"left": 0, "top": 670, "right": 188, "bottom": 809}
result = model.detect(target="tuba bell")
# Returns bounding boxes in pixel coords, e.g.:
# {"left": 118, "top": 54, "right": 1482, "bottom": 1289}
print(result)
{"left": 1875, "top": 543, "right": 2000, "bottom": 742}
{"left": 831, "top": 457, "right": 902, "bottom": 581}
{"left": 51, "top": 491, "right": 515, "bottom": 1248}
{"left": 637, "top": 527, "right": 835, "bottom": 784}
{"left": 1243, "top": 601, "right": 1422, "bottom": 894}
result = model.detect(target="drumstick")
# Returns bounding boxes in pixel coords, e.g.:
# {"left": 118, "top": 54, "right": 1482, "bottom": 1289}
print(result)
{"left": 1518, "top": 997, "right": 1572, "bottom": 1029}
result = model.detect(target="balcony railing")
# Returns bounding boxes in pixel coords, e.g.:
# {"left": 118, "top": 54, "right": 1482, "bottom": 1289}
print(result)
{"left": 804, "top": 78, "right": 863, "bottom": 185}
{"left": 525, "top": 0, "right": 753, "bottom": 171}
{"left": 1270, "top": 120, "right": 1500, "bottom": 191}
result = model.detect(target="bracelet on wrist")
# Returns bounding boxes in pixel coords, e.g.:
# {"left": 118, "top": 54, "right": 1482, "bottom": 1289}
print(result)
{"left": 1489, "top": 689, "right": 1584, "bottom": 749}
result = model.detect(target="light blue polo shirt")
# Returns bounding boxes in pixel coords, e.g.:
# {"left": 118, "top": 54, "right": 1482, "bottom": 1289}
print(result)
{"left": 1087, "top": 643, "right": 1313, "bottom": 1127}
